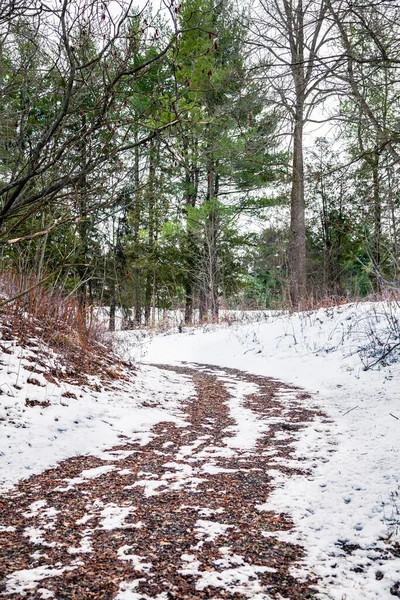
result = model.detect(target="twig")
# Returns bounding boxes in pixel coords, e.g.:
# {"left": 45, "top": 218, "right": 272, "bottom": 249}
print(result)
{"left": 389, "top": 413, "right": 399, "bottom": 420}
{"left": 0, "top": 381, "right": 15, "bottom": 396}
{"left": 364, "top": 341, "right": 400, "bottom": 371}
{"left": 342, "top": 405, "right": 359, "bottom": 416}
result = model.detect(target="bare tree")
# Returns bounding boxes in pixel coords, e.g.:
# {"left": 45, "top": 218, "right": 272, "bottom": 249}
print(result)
{"left": 0, "top": 0, "right": 179, "bottom": 239}
{"left": 327, "top": 0, "right": 400, "bottom": 165}
{"left": 249, "top": 0, "right": 335, "bottom": 305}
{"left": 0, "top": 0, "right": 41, "bottom": 24}
{"left": 326, "top": 0, "right": 400, "bottom": 287}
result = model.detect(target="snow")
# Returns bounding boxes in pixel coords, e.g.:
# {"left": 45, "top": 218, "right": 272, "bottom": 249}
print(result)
{"left": 195, "top": 564, "right": 273, "bottom": 595}
{"left": 201, "top": 462, "right": 237, "bottom": 474}
{"left": 120, "top": 301, "right": 400, "bottom": 599}
{"left": 55, "top": 465, "right": 117, "bottom": 491}
{"left": 194, "top": 519, "right": 235, "bottom": 542}
{"left": 115, "top": 579, "right": 169, "bottom": 600}
{"left": 117, "top": 546, "right": 152, "bottom": 572}
{"left": 0, "top": 346, "right": 194, "bottom": 491}
{"left": 223, "top": 379, "right": 270, "bottom": 450}
{"left": 69, "top": 499, "right": 143, "bottom": 534}
{"left": 131, "top": 462, "right": 207, "bottom": 496}
{"left": 179, "top": 546, "right": 276, "bottom": 598}
{"left": 4, "top": 564, "right": 78, "bottom": 595}
{"left": 23, "top": 526, "right": 58, "bottom": 547}
{"left": 2, "top": 301, "right": 400, "bottom": 598}
{"left": 99, "top": 503, "right": 136, "bottom": 530}
{"left": 129, "top": 478, "right": 166, "bottom": 497}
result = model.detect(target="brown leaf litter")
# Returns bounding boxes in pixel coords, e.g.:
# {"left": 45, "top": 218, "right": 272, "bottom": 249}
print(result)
{"left": 0, "top": 363, "right": 329, "bottom": 599}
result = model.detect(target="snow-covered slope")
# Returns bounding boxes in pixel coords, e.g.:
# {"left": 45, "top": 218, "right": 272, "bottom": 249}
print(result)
{"left": 0, "top": 338, "right": 194, "bottom": 492}
{"left": 121, "top": 301, "right": 400, "bottom": 599}
{"left": 1, "top": 301, "right": 399, "bottom": 598}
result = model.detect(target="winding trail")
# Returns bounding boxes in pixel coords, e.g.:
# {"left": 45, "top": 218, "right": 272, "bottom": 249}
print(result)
{"left": 0, "top": 364, "right": 324, "bottom": 599}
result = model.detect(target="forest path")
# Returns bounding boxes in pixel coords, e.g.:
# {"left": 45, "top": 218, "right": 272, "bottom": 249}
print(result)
{"left": 0, "top": 363, "right": 322, "bottom": 600}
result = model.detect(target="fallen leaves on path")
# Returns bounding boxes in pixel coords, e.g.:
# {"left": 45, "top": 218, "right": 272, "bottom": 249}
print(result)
{"left": 0, "top": 364, "right": 325, "bottom": 599}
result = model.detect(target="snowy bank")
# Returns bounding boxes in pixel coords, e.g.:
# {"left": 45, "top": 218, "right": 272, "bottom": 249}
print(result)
{"left": 0, "top": 340, "right": 194, "bottom": 492}
{"left": 120, "top": 302, "right": 400, "bottom": 599}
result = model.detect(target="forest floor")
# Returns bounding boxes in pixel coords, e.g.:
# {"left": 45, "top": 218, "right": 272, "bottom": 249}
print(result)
{"left": 1, "top": 302, "right": 400, "bottom": 599}
{"left": 1, "top": 363, "right": 321, "bottom": 600}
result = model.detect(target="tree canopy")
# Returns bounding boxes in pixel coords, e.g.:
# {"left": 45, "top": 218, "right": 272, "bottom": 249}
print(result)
{"left": 1, "top": 0, "right": 399, "bottom": 320}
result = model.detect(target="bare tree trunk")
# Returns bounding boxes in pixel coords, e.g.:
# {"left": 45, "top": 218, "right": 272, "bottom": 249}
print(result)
{"left": 133, "top": 134, "right": 142, "bottom": 325}
{"left": 77, "top": 114, "right": 89, "bottom": 321}
{"left": 202, "top": 158, "right": 220, "bottom": 320}
{"left": 184, "top": 136, "right": 199, "bottom": 325}
{"left": 144, "top": 140, "right": 156, "bottom": 326}
{"left": 199, "top": 283, "right": 208, "bottom": 322}
{"left": 109, "top": 291, "right": 116, "bottom": 331}
{"left": 320, "top": 174, "right": 330, "bottom": 295}
{"left": 388, "top": 168, "right": 399, "bottom": 278}
{"left": 184, "top": 278, "right": 194, "bottom": 325}
{"left": 254, "top": 0, "right": 329, "bottom": 305}
{"left": 36, "top": 230, "right": 48, "bottom": 284}
{"left": 288, "top": 111, "right": 307, "bottom": 305}
{"left": 208, "top": 170, "right": 220, "bottom": 320}
{"left": 209, "top": 225, "right": 219, "bottom": 320}
{"left": 372, "top": 152, "right": 381, "bottom": 292}
{"left": 372, "top": 173, "right": 380, "bottom": 258}
{"left": 151, "top": 271, "right": 156, "bottom": 328}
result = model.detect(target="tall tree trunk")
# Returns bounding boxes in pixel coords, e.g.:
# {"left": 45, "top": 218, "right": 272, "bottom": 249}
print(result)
{"left": 208, "top": 206, "right": 219, "bottom": 319}
{"left": 78, "top": 114, "right": 89, "bottom": 320}
{"left": 199, "top": 284, "right": 208, "bottom": 322}
{"left": 201, "top": 157, "right": 220, "bottom": 321}
{"left": 372, "top": 151, "right": 381, "bottom": 292}
{"left": 208, "top": 169, "right": 219, "bottom": 320}
{"left": 133, "top": 132, "right": 142, "bottom": 325}
{"left": 283, "top": 0, "right": 309, "bottom": 307}
{"left": 184, "top": 243, "right": 195, "bottom": 325}
{"left": 184, "top": 136, "right": 199, "bottom": 325}
{"left": 184, "top": 278, "right": 194, "bottom": 325}
{"left": 109, "top": 289, "right": 116, "bottom": 331}
{"left": 36, "top": 229, "right": 48, "bottom": 284}
{"left": 388, "top": 168, "right": 399, "bottom": 278}
{"left": 288, "top": 111, "right": 307, "bottom": 305}
{"left": 145, "top": 139, "right": 156, "bottom": 326}
{"left": 320, "top": 176, "right": 330, "bottom": 295}
{"left": 320, "top": 175, "right": 342, "bottom": 297}
{"left": 151, "top": 271, "right": 156, "bottom": 328}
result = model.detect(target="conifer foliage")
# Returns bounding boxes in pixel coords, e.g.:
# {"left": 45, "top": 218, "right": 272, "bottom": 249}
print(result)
{"left": 1, "top": 0, "right": 399, "bottom": 319}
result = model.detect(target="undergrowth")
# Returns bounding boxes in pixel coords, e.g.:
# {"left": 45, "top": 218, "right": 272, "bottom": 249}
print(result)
{"left": 0, "top": 270, "right": 127, "bottom": 385}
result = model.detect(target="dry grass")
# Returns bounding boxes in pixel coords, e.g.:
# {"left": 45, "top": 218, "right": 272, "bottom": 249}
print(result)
{"left": 292, "top": 289, "right": 400, "bottom": 313}
{"left": 0, "top": 270, "right": 128, "bottom": 386}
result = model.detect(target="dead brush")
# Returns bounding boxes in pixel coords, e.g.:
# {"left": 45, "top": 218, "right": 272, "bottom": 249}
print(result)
{"left": 0, "top": 270, "right": 116, "bottom": 382}
{"left": 290, "top": 294, "right": 351, "bottom": 313}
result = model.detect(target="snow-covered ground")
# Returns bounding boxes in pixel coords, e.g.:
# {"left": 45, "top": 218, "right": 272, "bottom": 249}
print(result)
{"left": 118, "top": 301, "right": 400, "bottom": 599}
{"left": 1, "top": 301, "right": 399, "bottom": 598}
{"left": 0, "top": 343, "right": 194, "bottom": 492}
{"left": 97, "top": 306, "right": 273, "bottom": 331}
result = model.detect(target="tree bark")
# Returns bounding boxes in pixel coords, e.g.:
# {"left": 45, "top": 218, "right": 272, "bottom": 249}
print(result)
{"left": 208, "top": 169, "right": 220, "bottom": 320}
{"left": 372, "top": 152, "right": 381, "bottom": 292}
{"left": 199, "top": 284, "right": 208, "bottom": 322}
{"left": 184, "top": 136, "right": 199, "bottom": 325}
{"left": 109, "top": 292, "right": 116, "bottom": 331}
{"left": 284, "top": 0, "right": 308, "bottom": 306}
{"left": 144, "top": 140, "right": 156, "bottom": 326}
{"left": 288, "top": 111, "right": 307, "bottom": 305}
{"left": 133, "top": 133, "right": 142, "bottom": 325}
